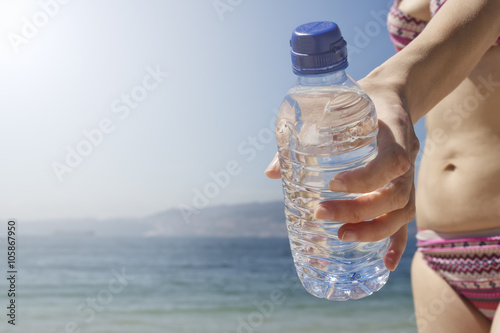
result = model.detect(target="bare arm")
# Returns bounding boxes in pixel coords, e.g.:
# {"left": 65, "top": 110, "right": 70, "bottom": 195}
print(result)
{"left": 366, "top": 0, "right": 500, "bottom": 123}
{"left": 266, "top": 0, "right": 500, "bottom": 270}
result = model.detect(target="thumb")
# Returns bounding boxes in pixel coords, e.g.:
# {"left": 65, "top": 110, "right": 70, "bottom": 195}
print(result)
{"left": 265, "top": 153, "right": 281, "bottom": 179}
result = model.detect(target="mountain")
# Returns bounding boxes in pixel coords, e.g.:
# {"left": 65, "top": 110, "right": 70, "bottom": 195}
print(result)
{"left": 23, "top": 201, "right": 288, "bottom": 238}
{"left": 22, "top": 201, "right": 418, "bottom": 238}
{"left": 144, "top": 201, "right": 288, "bottom": 238}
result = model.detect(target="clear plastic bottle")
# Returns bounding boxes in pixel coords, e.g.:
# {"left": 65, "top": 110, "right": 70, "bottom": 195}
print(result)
{"left": 276, "top": 21, "right": 390, "bottom": 301}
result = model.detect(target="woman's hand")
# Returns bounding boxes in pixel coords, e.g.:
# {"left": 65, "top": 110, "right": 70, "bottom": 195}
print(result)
{"left": 265, "top": 78, "right": 420, "bottom": 271}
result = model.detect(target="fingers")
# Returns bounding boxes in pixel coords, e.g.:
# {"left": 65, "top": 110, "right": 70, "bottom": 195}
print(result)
{"left": 335, "top": 183, "right": 415, "bottom": 242}
{"left": 384, "top": 225, "right": 408, "bottom": 271}
{"left": 335, "top": 182, "right": 414, "bottom": 272}
{"left": 265, "top": 153, "right": 281, "bottom": 179}
{"left": 329, "top": 121, "right": 411, "bottom": 193}
{"left": 316, "top": 171, "right": 414, "bottom": 223}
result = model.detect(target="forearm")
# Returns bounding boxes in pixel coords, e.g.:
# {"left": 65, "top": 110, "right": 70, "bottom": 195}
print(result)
{"left": 367, "top": 0, "right": 500, "bottom": 123}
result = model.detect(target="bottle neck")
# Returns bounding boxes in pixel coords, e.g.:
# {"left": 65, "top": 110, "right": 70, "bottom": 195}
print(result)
{"left": 296, "top": 69, "right": 347, "bottom": 86}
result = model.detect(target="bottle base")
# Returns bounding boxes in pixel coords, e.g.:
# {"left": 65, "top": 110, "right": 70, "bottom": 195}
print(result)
{"left": 296, "top": 267, "right": 390, "bottom": 301}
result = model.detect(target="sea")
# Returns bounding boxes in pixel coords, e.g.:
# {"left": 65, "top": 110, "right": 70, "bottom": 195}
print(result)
{"left": 2, "top": 235, "right": 418, "bottom": 333}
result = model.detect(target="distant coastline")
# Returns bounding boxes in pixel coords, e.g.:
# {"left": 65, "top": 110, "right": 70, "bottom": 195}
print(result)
{"left": 23, "top": 201, "right": 417, "bottom": 239}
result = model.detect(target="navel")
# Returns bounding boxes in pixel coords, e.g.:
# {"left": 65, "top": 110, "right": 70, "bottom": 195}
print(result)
{"left": 444, "top": 163, "right": 456, "bottom": 171}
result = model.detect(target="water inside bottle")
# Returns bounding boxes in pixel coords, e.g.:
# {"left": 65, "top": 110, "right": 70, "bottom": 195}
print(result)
{"left": 277, "top": 86, "right": 390, "bottom": 301}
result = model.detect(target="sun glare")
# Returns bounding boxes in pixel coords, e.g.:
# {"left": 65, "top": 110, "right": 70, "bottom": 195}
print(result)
{"left": 0, "top": 1, "right": 36, "bottom": 33}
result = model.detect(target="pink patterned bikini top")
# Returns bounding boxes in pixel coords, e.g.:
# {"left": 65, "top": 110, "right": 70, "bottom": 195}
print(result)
{"left": 388, "top": 0, "right": 500, "bottom": 51}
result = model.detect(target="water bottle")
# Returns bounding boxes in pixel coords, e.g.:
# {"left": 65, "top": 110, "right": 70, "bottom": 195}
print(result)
{"left": 276, "top": 21, "right": 390, "bottom": 301}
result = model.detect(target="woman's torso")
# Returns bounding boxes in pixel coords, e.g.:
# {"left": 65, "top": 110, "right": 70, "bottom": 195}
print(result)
{"left": 416, "top": 46, "right": 500, "bottom": 232}
{"left": 397, "top": 0, "right": 500, "bottom": 232}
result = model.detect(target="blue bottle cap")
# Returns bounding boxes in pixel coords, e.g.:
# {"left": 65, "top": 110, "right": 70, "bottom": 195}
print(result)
{"left": 290, "top": 21, "right": 348, "bottom": 75}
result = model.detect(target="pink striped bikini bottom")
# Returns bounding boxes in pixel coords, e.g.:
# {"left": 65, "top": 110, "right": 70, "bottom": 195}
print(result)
{"left": 417, "top": 229, "right": 500, "bottom": 320}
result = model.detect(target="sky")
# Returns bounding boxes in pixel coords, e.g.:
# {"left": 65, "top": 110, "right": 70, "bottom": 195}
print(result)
{"left": 0, "top": 0, "right": 426, "bottom": 221}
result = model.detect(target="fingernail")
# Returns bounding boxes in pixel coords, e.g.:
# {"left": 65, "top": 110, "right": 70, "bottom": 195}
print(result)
{"left": 329, "top": 178, "right": 347, "bottom": 192}
{"left": 265, "top": 158, "right": 278, "bottom": 172}
{"left": 340, "top": 230, "right": 356, "bottom": 242}
{"left": 398, "top": 155, "right": 411, "bottom": 174}
{"left": 314, "top": 205, "right": 331, "bottom": 220}
{"left": 385, "top": 250, "right": 399, "bottom": 271}
{"left": 388, "top": 258, "right": 399, "bottom": 271}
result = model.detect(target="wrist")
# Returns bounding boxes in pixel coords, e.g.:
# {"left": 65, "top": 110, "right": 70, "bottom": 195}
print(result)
{"left": 360, "top": 65, "right": 418, "bottom": 125}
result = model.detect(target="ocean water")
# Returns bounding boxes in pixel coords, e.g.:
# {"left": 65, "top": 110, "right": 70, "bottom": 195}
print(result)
{"left": 5, "top": 236, "right": 418, "bottom": 333}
